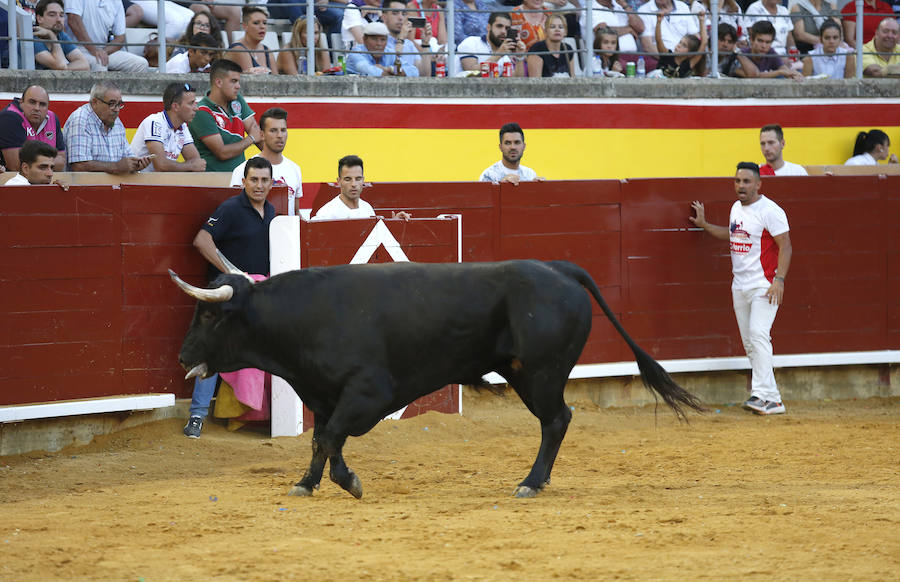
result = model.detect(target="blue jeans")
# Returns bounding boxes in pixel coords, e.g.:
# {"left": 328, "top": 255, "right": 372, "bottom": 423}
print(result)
{"left": 266, "top": 0, "right": 344, "bottom": 35}
{"left": 189, "top": 374, "right": 219, "bottom": 418}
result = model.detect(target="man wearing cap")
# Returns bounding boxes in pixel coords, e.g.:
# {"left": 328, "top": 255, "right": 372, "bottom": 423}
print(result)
{"left": 346, "top": 21, "right": 418, "bottom": 76}
{"left": 131, "top": 82, "right": 206, "bottom": 172}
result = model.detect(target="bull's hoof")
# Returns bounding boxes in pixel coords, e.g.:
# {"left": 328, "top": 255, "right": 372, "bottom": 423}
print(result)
{"left": 512, "top": 485, "right": 539, "bottom": 498}
{"left": 345, "top": 473, "right": 363, "bottom": 499}
{"left": 288, "top": 484, "right": 314, "bottom": 497}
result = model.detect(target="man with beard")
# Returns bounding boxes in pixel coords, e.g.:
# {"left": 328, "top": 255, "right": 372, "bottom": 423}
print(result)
{"left": 758, "top": 124, "right": 807, "bottom": 176}
{"left": 0, "top": 85, "right": 67, "bottom": 172}
{"left": 457, "top": 12, "right": 526, "bottom": 76}
{"left": 230, "top": 107, "right": 303, "bottom": 212}
{"left": 689, "top": 162, "right": 793, "bottom": 416}
{"left": 32, "top": 0, "right": 89, "bottom": 71}
{"left": 479, "top": 122, "right": 541, "bottom": 184}
{"left": 313, "top": 154, "right": 411, "bottom": 220}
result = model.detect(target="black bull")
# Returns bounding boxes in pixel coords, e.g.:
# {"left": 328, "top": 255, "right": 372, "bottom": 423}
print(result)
{"left": 170, "top": 259, "right": 704, "bottom": 498}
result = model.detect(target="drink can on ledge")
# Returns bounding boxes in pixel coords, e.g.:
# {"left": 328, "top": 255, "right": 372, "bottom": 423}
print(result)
{"left": 435, "top": 60, "right": 446, "bottom": 77}
{"left": 625, "top": 61, "right": 636, "bottom": 77}
{"left": 502, "top": 61, "right": 514, "bottom": 77}
{"left": 489, "top": 61, "right": 499, "bottom": 77}
{"left": 481, "top": 61, "right": 491, "bottom": 77}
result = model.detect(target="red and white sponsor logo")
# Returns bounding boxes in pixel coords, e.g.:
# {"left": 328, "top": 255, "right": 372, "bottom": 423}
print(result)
{"left": 730, "top": 241, "right": 752, "bottom": 253}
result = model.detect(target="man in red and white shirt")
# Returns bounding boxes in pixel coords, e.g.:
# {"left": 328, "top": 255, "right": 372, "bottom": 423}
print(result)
{"left": 690, "top": 161, "right": 793, "bottom": 415}
{"left": 758, "top": 124, "right": 807, "bottom": 177}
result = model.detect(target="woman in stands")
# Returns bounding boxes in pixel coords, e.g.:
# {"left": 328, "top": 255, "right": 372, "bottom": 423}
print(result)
{"left": 225, "top": 5, "right": 279, "bottom": 74}
{"left": 279, "top": 17, "right": 332, "bottom": 74}
{"left": 790, "top": 0, "right": 839, "bottom": 54}
{"left": 845, "top": 130, "right": 899, "bottom": 165}
{"left": 511, "top": 0, "right": 548, "bottom": 51}
{"left": 171, "top": 11, "right": 223, "bottom": 58}
{"left": 527, "top": 13, "right": 574, "bottom": 77}
{"left": 801, "top": 20, "right": 854, "bottom": 78}
{"left": 408, "top": 0, "right": 448, "bottom": 46}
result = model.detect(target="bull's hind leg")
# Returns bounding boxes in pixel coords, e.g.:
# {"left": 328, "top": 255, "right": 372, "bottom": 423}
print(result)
{"left": 289, "top": 414, "right": 329, "bottom": 496}
{"left": 506, "top": 371, "right": 572, "bottom": 498}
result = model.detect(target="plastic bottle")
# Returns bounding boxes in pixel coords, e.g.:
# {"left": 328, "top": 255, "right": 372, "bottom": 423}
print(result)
{"left": 338, "top": 55, "right": 346, "bottom": 74}
{"left": 636, "top": 56, "right": 646, "bottom": 78}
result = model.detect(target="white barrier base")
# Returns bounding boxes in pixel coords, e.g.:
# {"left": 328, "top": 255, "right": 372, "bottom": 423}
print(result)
{"left": 0, "top": 393, "right": 175, "bottom": 423}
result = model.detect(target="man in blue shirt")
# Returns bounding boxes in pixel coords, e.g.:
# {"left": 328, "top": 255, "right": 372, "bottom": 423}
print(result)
{"left": 347, "top": 21, "right": 418, "bottom": 76}
{"left": 32, "top": 0, "right": 89, "bottom": 71}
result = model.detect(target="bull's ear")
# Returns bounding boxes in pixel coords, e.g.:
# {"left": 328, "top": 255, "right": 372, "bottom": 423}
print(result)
{"left": 217, "top": 251, "right": 256, "bottom": 284}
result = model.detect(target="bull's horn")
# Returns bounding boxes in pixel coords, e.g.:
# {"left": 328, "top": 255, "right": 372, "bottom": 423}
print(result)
{"left": 216, "top": 250, "right": 256, "bottom": 284}
{"left": 168, "top": 269, "right": 234, "bottom": 302}
{"left": 184, "top": 363, "right": 209, "bottom": 380}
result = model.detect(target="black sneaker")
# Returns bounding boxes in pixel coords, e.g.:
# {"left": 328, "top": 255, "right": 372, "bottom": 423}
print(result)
{"left": 183, "top": 416, "right": 203, "bottom": 438}
{"left": 742, "top": 396, "right": 765, "bottom": 412}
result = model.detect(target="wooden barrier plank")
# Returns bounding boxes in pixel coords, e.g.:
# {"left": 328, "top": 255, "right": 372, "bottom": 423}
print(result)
{"left": 6, "top": 310, "right": 118, "bottom": 345}
{"left": 1, "top": 215, "right": 117, "bottom": 248}
{"left": 1, "top": 246, "right": 120, "bottom": 281}
{"left": 0, "top": 277, "right": 121, "bottom": 312}
{"left": 0, "top": 373, "right": 122, "bottom": 406}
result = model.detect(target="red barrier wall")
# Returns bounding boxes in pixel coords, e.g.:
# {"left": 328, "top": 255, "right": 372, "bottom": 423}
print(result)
{"left": 3, "top": 177, "right": 898, "bottom": 406}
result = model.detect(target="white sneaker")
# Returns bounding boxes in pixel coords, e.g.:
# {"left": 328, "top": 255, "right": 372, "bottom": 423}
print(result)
{"left": 755, "top": 401, "right": 786, "bottom": 415}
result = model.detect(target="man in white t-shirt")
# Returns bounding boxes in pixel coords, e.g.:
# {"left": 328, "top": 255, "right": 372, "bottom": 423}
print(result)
{"left": 479, "top": 122, "right": 541, "bottom": 184}
{"left": 758, "top": 124, "right": 808, "bottom": 177}
{"left": 457, "top": 12, "right": 526, "bottom": 76}
{"left": 230, "top": 108, "right": 303, "bottom": 212}
{"left": 638, "top": 0, "right": 699, "bottom": 52}
{"left": 130, "top": 82, "right": 205, "bottom": 172}
{"left": 3, "top": 140, "right": 57, "bottom": 185}
{"left": 314, "top": 154, "right": 411, "bottom": 220}
{"left": 582, "top": 0, "right": 644, "bottom": 53}
{"left": 743, "top": 0, "right": 795, "bottom": 55}
{"left": 341, "top": 0, "right": 382, "bottom": 48}
{"left": 690, "top": 162, "right": 793, "bottom": 416}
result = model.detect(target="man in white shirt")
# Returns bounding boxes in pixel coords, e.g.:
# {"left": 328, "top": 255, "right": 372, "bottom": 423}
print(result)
{"left": 231, "top": 108, "right": 303, "bottom": 213}
{"left": 480, "top": 122, "right": 540, "bottom": 184}
{"left": 131, "top": 83, "right": 205, "bottom": 172}
{"left": 743, "top": 0, "right": 795, "bottom": 55}
{"left": 3, "top": 140, "right": 57, "bottom": 185}
{"left": 314, "top": 155, "right": 411, "bottom": 220}
{"left": 457, "top": 12, "right": 526, "bottom": 76}
{"left": 165, "top": 33, "right": 219, "bottom": 74}
{"left": 342, "top": 0, "right": 383, "bottom": 47}
{"left": 582, "top": 0, "right": 644, "bottom": 53}
{"left": 690, "top": 162, "right": 793, "bottom": 416}
{"left": 759, "top": 124, "right": 808, "bottom": 176}
{"left": 639, "top": 0, "right": 699, "bottom": 52}
{"left": 64, "top": 0, "right": 149, "bottom": 71}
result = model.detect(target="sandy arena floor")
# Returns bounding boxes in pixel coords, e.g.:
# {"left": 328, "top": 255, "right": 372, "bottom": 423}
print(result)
{"left": 1, "top": 392, "right": 898, "bottom": 581}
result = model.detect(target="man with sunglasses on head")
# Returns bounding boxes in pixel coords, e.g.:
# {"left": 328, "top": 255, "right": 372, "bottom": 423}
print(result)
{"left": 131, "top": 83, "right": 205, "bottom": 172}
{"left": 63, "top": 81, "right": 152, "bottom": 174}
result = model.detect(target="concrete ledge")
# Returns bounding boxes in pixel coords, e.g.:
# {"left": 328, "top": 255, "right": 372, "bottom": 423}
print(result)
{"left": 3, "top": 69, "right": 899, "bottom": 99}
{"left": 0, "top": 394, "right": 175, "bottom": 423}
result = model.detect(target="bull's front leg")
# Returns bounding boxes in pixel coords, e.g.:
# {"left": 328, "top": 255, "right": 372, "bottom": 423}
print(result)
{"left": 326, "top": 433, "right": 362, "bottom": 499}
{"left": 288, "top": 414, "right": 329, "bottom": 496}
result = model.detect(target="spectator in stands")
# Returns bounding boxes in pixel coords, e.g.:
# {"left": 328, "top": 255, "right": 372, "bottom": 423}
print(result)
{"left": 3, "top": 141, "right": 57, "bottom": 186}
{"left": 171, "top": 11, "right": 223, "bottom": 59}
{"left": 32, "top": 0, "right": 89, "bottom": 71}
{"left": 862, "top": 17, "right": 900, "bottom": 77}
{"left": 457, "top": 12, "right": 527, "bottom": 75}
{"left": 691, "top": 0, "right": 743, "bottom": 36}
{"left": 63, "top": 81, "right": 152, "bottom": 174}
{"left": 690, "top": 161, "right": 792, "bottom": 416}
{"left": 384, "top": 0, "right": 432, "bottom": 76}
{"left": 789, "top": 0, "right": 839, "bottom": 54}
{"left": 480, "top": 122, "right": 540, "bottom": 184}
{"left": 651, "top": 7, "right": 707, "bottom": 77}
{"left": 0, "top": 85, "right": 67, "bottom": 172}
{"left": 314, "top": 155, "right": 412, "bottom": 220}
{"left": 279, "top": 16, "right": 333, "bottom": 74}
{"left": 845, "top": 129, "right": 898, "bottom": 165}
{"left": 188, "top": 59, "right": 263, "bottom": 173}
{"left": 593, "top": 26, "right": 624, "bottom": 74}
{"left": 743, "top": 0, "right": 796, "bottom": 55}
{"left": 122, "top": 1, "right": 194, "bottom": 40}
{"left": 801, "top": 19, "right": 855, "bottom": 78}
{"left": 639, "top": 0, "right": 700, "bottom": 53}
{"left": 166, "top": 32, "right": 219, "bottom": 73}
{"left": 454, "top": 0, "right": 493, "bottom": 46}
{"left": 527, "top": 13, "right": 575, "bottom": 77}
{"left": 841, "top": 0, "right": 894, "bottom": 48}
{"left": 178, "top": 0, "right": 241, "bottom": 36}
{"left": 230, "top": 108, "right": 303, "bottom": 205}
{"left": 267, "top": 0, "right": 344, "bottom": 37}
{"left": 716, "top": 22, "right": 741, "bottom": 77}
{"left": 184, "top": 156, "right": 277, "bottom": 439}
{"left": 735, "top": 20, "right": 802, "bottom": 78}
{"left": 343, "top": 0, "right": 384, "bottom": 48}
{"left": 226, "top": 5, "right": 279, "bottom": 74}
{"left": 758, "top": 124, "right": 808, "bottom": 176}
{"left": 511, "top": 0, "right": 548, "bottom": 50}
{"left": 582, "top": 0, "right": 643, "bottom": 55}
{"left": 130, "top": 83, "right": 205, "bottom": 173}
{"left": 64, "top": 0, "right": 149, "bottom": 71}
{"left": 347, "top": 21, "right": 418, "bottom": 75}
{"left": 408, "top": 0, "right": 448, "bottom": 46}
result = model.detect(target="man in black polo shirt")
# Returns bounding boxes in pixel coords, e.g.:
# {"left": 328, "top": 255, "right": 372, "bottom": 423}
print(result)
{"left": 183, "top": 156, "right": 276, "bottom": 438}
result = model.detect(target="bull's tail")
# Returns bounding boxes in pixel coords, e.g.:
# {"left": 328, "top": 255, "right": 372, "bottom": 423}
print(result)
{"left": 548, "top": 261, "right": 706, "bottom": 420}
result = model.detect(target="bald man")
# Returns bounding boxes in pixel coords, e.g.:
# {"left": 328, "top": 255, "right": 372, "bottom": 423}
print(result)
{"left": 0, "top": 85, "right": 67, "bottom": 172}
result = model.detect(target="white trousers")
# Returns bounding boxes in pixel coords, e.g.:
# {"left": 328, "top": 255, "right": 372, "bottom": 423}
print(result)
{"left": 85, "top": 50, "right": 149, "bottom": 72}
{"left": 732, "top": 286, "right": 781, "bottom": 402}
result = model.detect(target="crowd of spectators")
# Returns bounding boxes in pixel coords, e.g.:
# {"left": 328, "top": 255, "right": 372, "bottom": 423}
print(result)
{"left": 3, "top": 0, "right": 899, "bottom": 78}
